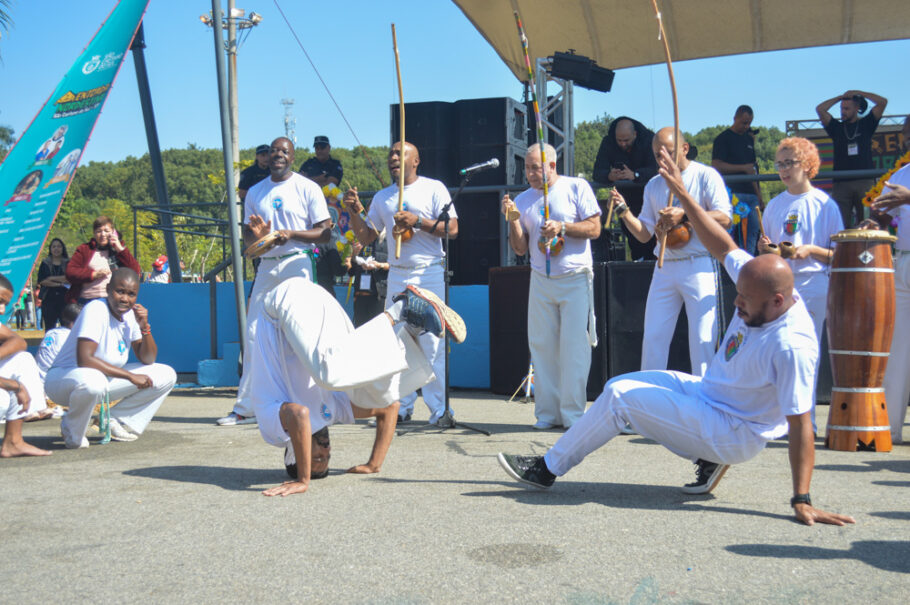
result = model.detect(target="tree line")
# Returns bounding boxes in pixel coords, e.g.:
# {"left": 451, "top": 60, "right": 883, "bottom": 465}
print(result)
{"left": 2, "top": 114, "right": 787, "bottom": 282}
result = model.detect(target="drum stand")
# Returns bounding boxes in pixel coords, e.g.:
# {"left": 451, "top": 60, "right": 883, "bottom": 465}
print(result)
{"left": 398, "top": 173, "right": 490, "bottom": 437}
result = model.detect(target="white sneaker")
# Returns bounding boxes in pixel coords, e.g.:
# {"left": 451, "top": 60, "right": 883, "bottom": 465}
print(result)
{"left": 532, "top": 420, "right": 556, "bottom": 430}
{"left": 216, "top": 411, "right": 256, "bottom": 426}
{"left": 65, "top": 436, "right": 90, "bottom": 449}
{"left": 109, "top": 418, "right": 138, "bottom": 442}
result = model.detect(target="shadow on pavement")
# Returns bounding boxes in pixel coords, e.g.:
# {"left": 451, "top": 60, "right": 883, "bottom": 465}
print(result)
{"left": 726, "top": 540, "right": 910, "bottom": 574}
{"left": 124, "top": 465, "right": 279, "bottom": 492}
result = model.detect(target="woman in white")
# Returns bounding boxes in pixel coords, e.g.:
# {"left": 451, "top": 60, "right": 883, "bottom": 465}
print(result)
{"left": 46, "top": 269, "right": 175, "bottom": 449}
{"left": 759, "top": 137, "right": 843, "bottom": 423}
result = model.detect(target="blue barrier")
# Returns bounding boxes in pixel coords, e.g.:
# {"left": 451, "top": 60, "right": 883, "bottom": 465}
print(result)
{"left": 136, "top": 281, "right": 490, "bottom": 389}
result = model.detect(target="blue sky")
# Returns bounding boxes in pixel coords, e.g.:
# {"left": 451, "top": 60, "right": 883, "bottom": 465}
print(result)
{"left": 1, "top": 1, "right": 908, "bottom": 165}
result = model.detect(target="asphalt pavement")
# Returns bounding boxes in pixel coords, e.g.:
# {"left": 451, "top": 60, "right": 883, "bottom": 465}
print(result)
{"left": 2, "top": 388, "right": 909, "bottom": 603}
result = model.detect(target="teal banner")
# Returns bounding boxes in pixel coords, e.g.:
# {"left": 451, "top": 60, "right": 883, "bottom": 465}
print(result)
{"left": 0, "top": 0, "right": 149, "bottom": 322}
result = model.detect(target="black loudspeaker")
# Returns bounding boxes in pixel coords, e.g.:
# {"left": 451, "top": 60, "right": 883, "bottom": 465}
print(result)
{"left": 586, "top": 263, "right": 610, "bottom": 400}
{"left": 389, "top": 101, "right": 457, "bottom": 186}
{"left": 454, "top": 97, "right": 527, "bottom": 148}
{"left": 489, "top": 265, "right": 531, "bottom": 395}
{"left": 604, "top": 262, "right": 691, "bottom": 378}
{"left": 451, "top": 237, "right": 499, "bottom": 287}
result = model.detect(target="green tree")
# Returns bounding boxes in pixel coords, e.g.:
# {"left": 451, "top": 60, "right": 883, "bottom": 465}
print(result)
{"left": 0, "top": 121, "right": 13, "bottom": 163}
{"left": 574, "top": 113, "right": 613, "bottom": 180}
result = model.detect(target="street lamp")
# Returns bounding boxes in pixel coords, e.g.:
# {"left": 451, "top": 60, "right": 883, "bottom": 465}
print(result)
{"left": 200, "top": 4, "right": 262, "bottom": 187}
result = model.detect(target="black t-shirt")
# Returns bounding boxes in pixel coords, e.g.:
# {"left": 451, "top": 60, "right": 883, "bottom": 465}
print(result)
{"left": 238, "top": 163, "right": 270, "bottom": 191}
{"left": 824, "top": 113, "right": 880, "bottom": 178}
{"left": 711, "top": 128, "right": 758, "bottom": 194}
{"left": 299, "top": 157, "right": 343, "bottom": 183}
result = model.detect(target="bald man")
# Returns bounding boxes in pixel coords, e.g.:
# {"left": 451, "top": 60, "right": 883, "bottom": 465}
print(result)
{"left": 498, "top": 144, "right": 855, "bottom": 526}
{"left": 613, "top": 127, "right": 732, "bottom": 378}
{"left": 592, "top": 116, "right": 658, "bottom": 261}
{"left": 219, "top": 136, "right": 334, "bottom": 427}
{"left": 346, "top": 141, "right": 458, "bottom": 425}
{"left": 501, "top": 143, "right": 602, "bottom": 429}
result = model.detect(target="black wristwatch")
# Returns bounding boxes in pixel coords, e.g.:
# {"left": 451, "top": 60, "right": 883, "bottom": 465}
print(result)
{"left": 790, "top": 493, "right": 811, "bottom": 508}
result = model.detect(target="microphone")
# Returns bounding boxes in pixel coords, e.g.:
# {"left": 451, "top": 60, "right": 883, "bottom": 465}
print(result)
{"left": 459, "top": 158, "right": 500, "bottom": 176}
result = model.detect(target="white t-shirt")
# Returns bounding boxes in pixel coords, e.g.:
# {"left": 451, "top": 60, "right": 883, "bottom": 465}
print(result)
{"left": 51, "top": 299, "right": 141, "bottom": 370}
{"left": 762, "top": 187, "right": 843, "bottom": 275}
{"left": 882, "top": 164, "right": 910, "bottom": 251}
{"left": 36, "top": 327, "right": 70, "bottom": 379}
{"left": 514, "top": 176, "right": 601, "bottom": 276}
{"left": 698, "top": 249, "right": 818, "bottom": 439}
{"left": 367, "top": 176, "right": 455, "bottom": 269}
{"left": 640, "top": 161, "right": 732, "bottom": 259}
{"left": 244, "top": 172, "right": 331, "bottom": 258}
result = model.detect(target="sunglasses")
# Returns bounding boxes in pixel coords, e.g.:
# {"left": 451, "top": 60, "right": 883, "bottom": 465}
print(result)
{"left": 774, "top": 159, "right": 801, "bottom": 171}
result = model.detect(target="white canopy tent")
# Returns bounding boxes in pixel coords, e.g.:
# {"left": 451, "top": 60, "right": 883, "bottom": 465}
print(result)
{"left": 452, "top": 0, "right": 910, "bottom": 79}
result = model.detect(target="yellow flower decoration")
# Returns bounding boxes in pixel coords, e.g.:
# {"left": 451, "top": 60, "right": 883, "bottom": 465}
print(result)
{"left": 863, "top": 150, "right": 910, "bottom": 207}
{"left": 322, "top": 184, "right": 344, "bottom": 202}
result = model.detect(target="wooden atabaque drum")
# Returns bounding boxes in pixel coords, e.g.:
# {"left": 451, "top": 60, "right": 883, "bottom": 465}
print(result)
{"left": 825, "top": 229, "right": 897, "bottom": 452}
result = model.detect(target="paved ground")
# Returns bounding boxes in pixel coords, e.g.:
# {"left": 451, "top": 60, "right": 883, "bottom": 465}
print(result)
{"left": 2, "top": 389, "right": 909, "bottom": 603}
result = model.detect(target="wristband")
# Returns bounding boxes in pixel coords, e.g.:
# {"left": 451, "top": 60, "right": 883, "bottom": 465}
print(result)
{"left": 141, "top": 325, "right": 152, "bottom": 335}
{"left": 560, "top": 222, "right": 567, "bottom": 238}
{"left": 414, "top": 216, "right": 422, "bottom": 231}
{"left": 615, "top": 203, "right": 629, "bottom": 218}
{"left": 790, "top": 493, "right": 811, "bottom": 508}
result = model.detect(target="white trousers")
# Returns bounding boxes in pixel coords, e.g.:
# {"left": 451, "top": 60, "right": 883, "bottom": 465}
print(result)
{"left": 884, "top": 253, "right": 910, "bottom": 443}
{"left": 254, "top": 277, "right": 434, "bottom": 447}
{"left": 642, "top": 256, "right": 719, "bottom": 377}
{"left": 795, "top": 272, "right": 828, "bottom": 428}
{"left": 0, "top": 352, "right": 46, "bottom": 422}
{"left": 385, "top": 264, "right": 447, "bottom": 421}
{"left": 235, "top": 252, "right": 315, "bottom": 417}
{"left": 47, "top": 363, "right": 176, "bottom": 447}
{"left": 528, "top": 269, "right": 594, "bottom": 428}
{"left": 545, "top": 370, "right": 767, "bottom": 476}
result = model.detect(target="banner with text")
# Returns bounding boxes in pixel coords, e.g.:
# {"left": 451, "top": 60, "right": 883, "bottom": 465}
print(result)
{"left": 0, "top": 0, "right": 149, "bottom": 322}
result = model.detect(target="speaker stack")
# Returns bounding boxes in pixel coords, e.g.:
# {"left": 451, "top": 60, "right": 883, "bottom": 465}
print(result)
{"left": 390, "top": 97, "right": 528, "bottom": 285}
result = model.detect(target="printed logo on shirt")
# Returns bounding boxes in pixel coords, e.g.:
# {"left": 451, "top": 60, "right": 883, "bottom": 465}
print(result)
{"left": 272, "top": 197, "right": 283, "bottom": 210}
{"left": 118, "top": 340, "right": 127, "bottom": 354}
{"left": 784, "top": 212, "right": 799, "bottom": 236}
{"left": 321, "top": 403, "right": 332, "bottom": 421}
{"left": 724, "top": 331, "right": 744, "bottom": 361}
{"left": 43, "top": 335, "right": 54, "bottom": 346}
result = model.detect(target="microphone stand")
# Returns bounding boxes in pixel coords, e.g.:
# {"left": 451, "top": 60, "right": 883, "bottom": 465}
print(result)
{"left": 398, "top": 171, "right": 490, "bottom": 437}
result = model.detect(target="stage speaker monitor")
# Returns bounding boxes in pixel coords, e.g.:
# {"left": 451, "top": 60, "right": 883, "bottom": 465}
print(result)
{"left": 489, "top": 265, "right": 531, "bottom": 395}
{"left": 454, "top": 97, "right": 527, "bottom": 149}
{"left": 550, "top": 51, "right": 615, "bottom": 93}
{"left": 450, "top": 236, "right": 499, "bottom": 286}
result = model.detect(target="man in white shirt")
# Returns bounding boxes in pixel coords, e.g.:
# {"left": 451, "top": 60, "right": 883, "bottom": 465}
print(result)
{"left": 0, "top": 274, "right": 51, "bottom": 457}
{"left": 345, "top": 141, "right": 458, "bottom": 425}
{"left": 612, "top": 128, "right": 732, "bottom": 378}
{"left": 497, "top": 146, "right": 856, "bottom": 527}
{"left": 501, "top": 143, "right": 602, "bottom": 429}
{"left": 35, "top": 302, "right": 81, "bottom": 381}
{"left": 46, "top": 269, "right": 176, "bottom": 448}
{"left": 218, "top": 137, "right": 334, "bottom": 427}
{"left": 254, "top": 276, "right": 465, "bottom": 497}
{"left": 868, "top": 164, "right": 910, "bottom": 443}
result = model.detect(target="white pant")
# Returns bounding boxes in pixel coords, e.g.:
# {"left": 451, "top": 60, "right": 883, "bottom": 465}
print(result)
{"left": 385, "top": 264, "right": 447, "bottom": 422}
{"left": 795, "top": 272, "right": 828, "bottom": 428}
{"left": 528, "top": 269, "right": 595, "bottom": 428}
{"left": 642, "top": 256, "right": 719, "bottom": 377}
{"left": 235, "top": 252, "right": 315, "bottom": 417}
{"left": 884, "top": 253, "right": 910, "bottom": 443}
{"left": 0, "top": 352, "right": 46, "bottom": 422}
{"left": 253, "top": 277, "right": 434, "bottom": 447}
{"left": 47, "top": 363, "right": 176, "bottom": 447}
{"left": 545, "top": 370, "right": 767, "bottom": 476}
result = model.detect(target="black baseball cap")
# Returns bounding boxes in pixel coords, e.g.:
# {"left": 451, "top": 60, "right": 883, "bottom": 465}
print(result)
{"left": 255, "top": 144, "right": 270, "bottom": 154}
{"left": 313, "top": 135, "right": 330, "bottom": 146}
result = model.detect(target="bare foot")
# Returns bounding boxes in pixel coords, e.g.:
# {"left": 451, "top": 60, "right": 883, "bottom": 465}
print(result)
{"left": 0, "top": 441, "right": 52, "bottom": 457}
{"left": 346, "top": 464, "right": 379, "bottom": 474}
{"left": 262, "top": 480, "right": 308, "bottom": 497}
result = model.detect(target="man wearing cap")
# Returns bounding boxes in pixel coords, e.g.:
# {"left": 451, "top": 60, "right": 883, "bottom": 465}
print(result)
{"left": 299, "top": 136, "right": 343, "bottom": 188}
{"left": 238, "top": 144, "right": 272, "bottom": 201}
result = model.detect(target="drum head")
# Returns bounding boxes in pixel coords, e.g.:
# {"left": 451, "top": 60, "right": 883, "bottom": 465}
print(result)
{"left": 244, "top": 231, "right": 282, "bottom": 258}
{"left": 830, "top": 228, "right": 897, "bottom": 244}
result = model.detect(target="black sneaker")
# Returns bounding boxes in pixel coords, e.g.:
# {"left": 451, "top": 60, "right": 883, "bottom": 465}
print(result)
{"left": 682, "top": 459, "right": 729, "bottom": 494}
{"left": 497, "top": 453, "right": 556, "bottom": 489}
{"left": 394, "top": 286, "right": 467, "bottom": 343}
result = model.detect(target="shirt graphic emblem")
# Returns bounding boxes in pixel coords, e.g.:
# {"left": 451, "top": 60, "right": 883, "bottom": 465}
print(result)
{"left": 724, "top": 331, "right": 744, "bottom": 361}
{"left": 784, "top": 212, "right": 799, "bottom": 236}
{"left": 321, "top": 404, "right": 332, "bottom": 420}
{"left": 272, "top": 197, "right": 283, "bottom": 210}
{"left": 118, "top": 340, "right": 127, "bottom": 354}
